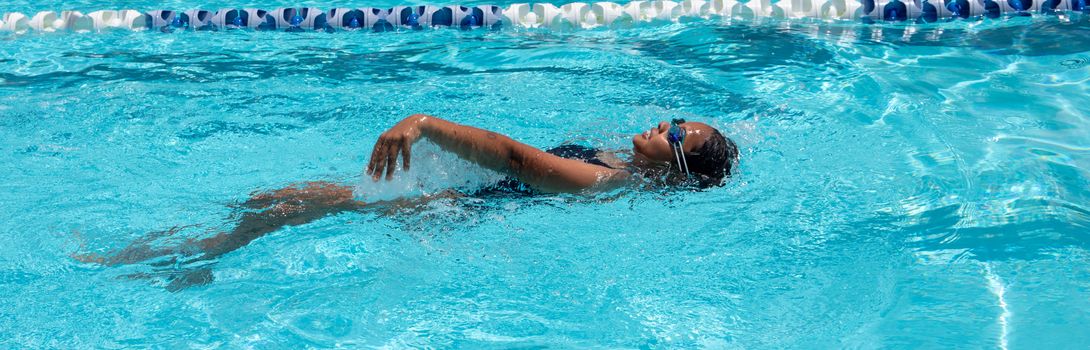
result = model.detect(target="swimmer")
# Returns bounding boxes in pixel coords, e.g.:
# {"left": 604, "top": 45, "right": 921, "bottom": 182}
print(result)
{"left": 72, "top": 114, "right": 739, "bottom": 291}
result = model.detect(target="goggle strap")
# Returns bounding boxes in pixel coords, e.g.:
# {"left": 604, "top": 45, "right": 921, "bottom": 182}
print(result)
{"left": 672, "top": 142, "right": 690, "bottom": 177}
{"left": 673, "top": 147, "right": 683, "bottom": 175}
{"left": 679, "top": 146, "right": 690, "bottom": 177}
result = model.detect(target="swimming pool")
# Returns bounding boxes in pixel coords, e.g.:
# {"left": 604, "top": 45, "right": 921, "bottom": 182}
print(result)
{"left": 2, "top": 0, "right": 1090, "bottom": 347}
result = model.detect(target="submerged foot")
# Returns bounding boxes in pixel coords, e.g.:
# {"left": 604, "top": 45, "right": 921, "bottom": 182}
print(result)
{"left": 165, "top": 268, "right": 215, "bottom": 292}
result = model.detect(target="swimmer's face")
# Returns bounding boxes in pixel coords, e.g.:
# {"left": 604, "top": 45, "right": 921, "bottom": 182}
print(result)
{"left": 631, "top": 121, "right": 715, "bottom": 163}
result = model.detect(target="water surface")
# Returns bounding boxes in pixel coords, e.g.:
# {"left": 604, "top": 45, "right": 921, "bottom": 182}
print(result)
{"left": 1, "top": 13, "right": 1089, "bottom": 348}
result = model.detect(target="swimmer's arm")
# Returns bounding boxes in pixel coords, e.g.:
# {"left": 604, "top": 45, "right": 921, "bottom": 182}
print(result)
{"left": 416, "top": 116, "right": 630, "bottom": 193}
{"left": 367, "top": 114, "right": 628, "bottom": 193}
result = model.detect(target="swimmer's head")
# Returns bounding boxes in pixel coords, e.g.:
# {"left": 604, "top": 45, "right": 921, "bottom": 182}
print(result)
{"left": 631, "top": 120, "right": 739, "bottom": 187}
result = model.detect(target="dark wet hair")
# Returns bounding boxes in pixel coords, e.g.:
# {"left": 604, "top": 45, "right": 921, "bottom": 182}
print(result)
{"left": 683, "top": 128, "right": 739, "bottom": 188}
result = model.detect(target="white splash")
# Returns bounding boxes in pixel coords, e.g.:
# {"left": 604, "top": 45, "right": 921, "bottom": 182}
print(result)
{"left": 984, "top": 263, "right": 1010, "bottom": 350}
{"left": 354, "top": 140, "right": 504, "bottom": 202}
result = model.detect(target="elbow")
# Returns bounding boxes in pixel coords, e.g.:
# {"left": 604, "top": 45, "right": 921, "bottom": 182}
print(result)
{"left": 505, "top": 145, "right": 529, "bottom": 174}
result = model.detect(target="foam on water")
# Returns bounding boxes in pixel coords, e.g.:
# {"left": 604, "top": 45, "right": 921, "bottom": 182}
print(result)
{"left": 354, "top": 141, "right": 506, "bottom": 202}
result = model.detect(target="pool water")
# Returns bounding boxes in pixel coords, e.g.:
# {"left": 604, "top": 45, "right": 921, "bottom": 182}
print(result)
{"left": 2, "top": 6, "right": 1090, "bottom": 348}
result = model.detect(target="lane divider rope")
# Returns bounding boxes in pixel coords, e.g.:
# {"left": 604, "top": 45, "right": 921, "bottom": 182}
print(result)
{"left": 1, "top": 0, "right": 1086, "bottom": 34}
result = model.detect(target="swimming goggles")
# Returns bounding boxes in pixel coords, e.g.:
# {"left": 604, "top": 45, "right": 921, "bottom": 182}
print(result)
{"left": 668, "top": 118, "right": 691, "bottom": 178}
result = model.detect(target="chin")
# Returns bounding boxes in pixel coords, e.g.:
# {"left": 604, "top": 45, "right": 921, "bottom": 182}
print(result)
{"left": 631, "top": 148, "right": 653, "bottom": 163}
{"left": 630, "top": 142, "right": 649, "bottom": 160}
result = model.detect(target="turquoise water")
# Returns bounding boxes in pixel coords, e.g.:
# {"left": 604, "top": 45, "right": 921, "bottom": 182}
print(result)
{"left": 3, "top": 7, "right": 1090, "bottom": 348}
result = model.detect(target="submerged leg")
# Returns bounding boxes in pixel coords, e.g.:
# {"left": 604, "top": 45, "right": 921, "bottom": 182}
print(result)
{"left": 188, "top": 182, "right": 364, "bottom": 262}
{"left": 73, "top": 181, "right": 363, "bottom": 267}
{"left": 165, "top": 267, "right": 215, "bottom": 292}
{"left": 71, "top": 225, "right": 202, "bottom": 266}
{"left": 116, "top": 265, "right": 216, "bottom": 292}
{"left": 73, "top": 180, "right": 462, "bottom": 292}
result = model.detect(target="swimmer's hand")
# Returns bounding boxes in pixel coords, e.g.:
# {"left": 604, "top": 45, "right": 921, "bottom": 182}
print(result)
{"left": 367, "top": 114, "right": 426, "bottom": 180}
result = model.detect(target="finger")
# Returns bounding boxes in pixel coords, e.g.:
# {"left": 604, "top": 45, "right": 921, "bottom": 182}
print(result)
{"left": 385, "top": 142, "right": 399, "bottom": 180}
{"left": 401, "top": 138, "right": 412, "bottom": 171}
{"left": 371, "top": 141, "right": 388, "bottom": 181}
{"left": 366, "top": 137, "right": 384, "bottom": 176}
{"left": 367, "top": 138, "right": 383, "bottom": 175}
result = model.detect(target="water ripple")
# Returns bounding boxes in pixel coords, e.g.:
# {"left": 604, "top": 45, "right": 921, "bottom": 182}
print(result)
{"left": 3, "top": 17, "right": 1090, "bottom": 348}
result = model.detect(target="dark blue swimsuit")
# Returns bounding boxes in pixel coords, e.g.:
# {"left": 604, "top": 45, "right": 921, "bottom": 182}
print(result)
{"left": 471, "top": 144, "right": 614, "bottom": 197}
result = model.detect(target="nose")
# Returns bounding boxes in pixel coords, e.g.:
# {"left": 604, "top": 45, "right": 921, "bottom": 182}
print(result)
{"left": 657, "top": 121, "right": 670, "bottom": 133}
